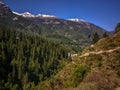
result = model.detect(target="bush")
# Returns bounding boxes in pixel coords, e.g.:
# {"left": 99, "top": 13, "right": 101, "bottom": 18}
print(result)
{"left": 11, "top": 84, "right": 19, "bottom": 90}
{"left": 72, "top": 65, "right": 87, "bottom": 86}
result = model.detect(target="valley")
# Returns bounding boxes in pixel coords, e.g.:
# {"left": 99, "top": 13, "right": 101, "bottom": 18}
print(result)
{"left": 0, "top": 1, "right": 120, "bottom": 90}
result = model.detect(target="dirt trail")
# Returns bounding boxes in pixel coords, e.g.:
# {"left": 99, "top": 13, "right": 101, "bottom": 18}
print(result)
{"left": 80, "top": 47, "right": 120, "bottom": 57}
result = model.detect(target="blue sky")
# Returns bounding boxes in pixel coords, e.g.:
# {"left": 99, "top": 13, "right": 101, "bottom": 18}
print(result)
{"left": 2, "top": 0, "right": 120, "bottom": 31}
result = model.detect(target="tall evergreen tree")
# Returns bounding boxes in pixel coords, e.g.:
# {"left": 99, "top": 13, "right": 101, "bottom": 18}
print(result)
{"left": 115, "top": 23, "right": 120, "bottom": 33}
{"left": 0, "top": 27, "right": 70, "bottom": 89}
{"left": 103, "top": 32, "right": 108, "bottom": 38}
{"left": 92, "top": 32, "right": 100, "bottom": 44}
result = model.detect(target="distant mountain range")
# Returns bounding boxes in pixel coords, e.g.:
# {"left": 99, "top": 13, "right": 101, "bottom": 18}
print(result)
{"left": 1, "top": 1, "right": 120, "bottom": 90}
{"left": 0, "top": 2, "right": 12, "bottom": 16}
{"left": 12, "top": 11, "right": 57, "bottom": 18}
{"left": 0, "top": 1, "right": 107, "bottom": 49}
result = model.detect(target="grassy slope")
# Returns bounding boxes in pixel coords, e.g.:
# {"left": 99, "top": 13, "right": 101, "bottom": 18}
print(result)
{"left": 37, "top": 32, "right": 120, "bottom": 90}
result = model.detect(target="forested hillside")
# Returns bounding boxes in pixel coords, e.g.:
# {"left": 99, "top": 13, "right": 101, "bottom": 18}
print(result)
{"left": 37, "top": 31, "right": 120, "bottom": 90}
{"left": 0, "top": 27, "right": 69, "bottom": 89}
{"left": 1, "top": 2, "right": 119, "bottom": 90}
{"left": 0, "top": 1, "right": 107, "bottom": 49}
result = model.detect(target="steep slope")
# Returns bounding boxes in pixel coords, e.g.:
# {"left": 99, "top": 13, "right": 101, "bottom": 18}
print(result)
{"left": 0, "top": 2, "right": 12, "bottom": 16}
{"left": 38, "top": 32, "right": 120, "bottom": 90}
{"left": 0, "top": 1, "right": 107, "bottom": 49}
{"left": 0, "top": 26, "right": 70, "bottom": 90}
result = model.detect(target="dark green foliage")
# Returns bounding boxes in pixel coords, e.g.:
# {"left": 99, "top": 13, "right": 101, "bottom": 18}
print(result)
{"left": 115, "top": 23, "right": 120, "bottom": 33}
{"left": 73, "top": 65, "right": 86, "bottom": 86}
{"left": 0, "top": 27, "right": 69, "bottom": 89}
{"left": 92, "top": 32, "right": 100, "bottom": 44}
{"left": 103, "top": 32, "right": 108, "bottom": 38}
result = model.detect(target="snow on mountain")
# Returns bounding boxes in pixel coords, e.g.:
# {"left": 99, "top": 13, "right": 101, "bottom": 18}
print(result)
{"left": 36, "top": 14, "right": 56, "bottom": 18}
{"left": 13, "top": 11, "right": 22, "bottom": 16}
{"left": 13, "top": 11, "right": 87, "bottom": 22}
{"left": 36, "top": 14, "right": 42, "bottom": 17}
{"left": 13, "top": 11, "right": 35, "bottom": 17}
{"left": 21, "top": 12, "right": 35, "bottom": 17}
{"left": 13, "top": 11, "right": 56, "bottom": 18}
{"left": 0, "top": 1, "right": 12, "bottom": 16}
{"left": 0, "top": 1, "right": 5, "bottom": 5}
{"left": 68, "top": 18, "right": 86, "bottom": 22}
{"left": 0, "top": 1, "right": 8, "bottom": 7}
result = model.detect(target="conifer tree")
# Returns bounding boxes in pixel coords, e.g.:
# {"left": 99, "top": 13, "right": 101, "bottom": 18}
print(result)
{"left": 92, "top": 32, "right": 100, "bottom": 44}
{"left": 103, "top": 32, "right": 108, "bottom": 38}
{"left": 0, "top": 27, "right": 69, "bottom": 89}
{"left": 115, "top": 23, "right": 120, "bottom": 33}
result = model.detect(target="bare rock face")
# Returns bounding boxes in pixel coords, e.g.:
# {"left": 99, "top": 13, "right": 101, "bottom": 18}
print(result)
{"left": 0, "top": 2, "right": 13, "bottom": 16}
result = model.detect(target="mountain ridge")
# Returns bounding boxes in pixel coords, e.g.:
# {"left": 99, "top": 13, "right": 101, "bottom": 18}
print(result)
{"left": 12, "top": 11, "right": 57, "bottom": 18}
{"left": 1, "top": 1, "right": 120, "bottom": 90}
{"left": 0, "top": 1, "right": 107, "bottom": 49}
{"left": 0, "top": 1, "right": 12, "bottom": 16}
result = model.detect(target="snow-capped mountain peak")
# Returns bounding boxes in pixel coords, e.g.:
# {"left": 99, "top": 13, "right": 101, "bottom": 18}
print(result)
{"left": 12, "top": 11, "right": 56, "bottom": 18}
{"left": 21, "top": 12, "right": 35, "bottom": 17}
{"left": 0, "top": 1, "right": 5, "bottom": 5}
{"left": 0, "top": 1, "right": 12, "bottom": 16}
{"left": 13, "top": 11, "right": 22, "bottom": 16}
{"left": 68, "top": 18, "right": 86, "bottom": 22}
{"left": 0, "top": 1, "right": 8, "bottom": 7}
{"left": 36, "top": 14, "right": 42, "bottom": 17}
{"left": 13, "top": 11, "right": 35, "bottom": 17}
{"left": 36, "top": 14, "right": 56, "bottom": 18}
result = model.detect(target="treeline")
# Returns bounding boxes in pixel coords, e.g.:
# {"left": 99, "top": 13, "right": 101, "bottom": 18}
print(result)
{"left": 0, "top": 27, "right": 69, "bottom": 89}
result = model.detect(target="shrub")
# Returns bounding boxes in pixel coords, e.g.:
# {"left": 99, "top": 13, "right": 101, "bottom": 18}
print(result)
{"left": 72, "top": 65, "right": 87, "bottom": 86}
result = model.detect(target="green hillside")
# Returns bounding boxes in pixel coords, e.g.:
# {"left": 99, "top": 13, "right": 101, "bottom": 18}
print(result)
{"left": 0, "top": 27, "right": 70, "bottom": 90}
{"left": 0, "top": 14, "right": 106, "bottom": 50}
{"left": 1, "top": 2, "right": 119, "bottom": 90}
{"left": 0, "top": 0, "right": 107, "bottom": 50}
{"left": 38, "top": 31, "right": 120, "bottom": 90}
